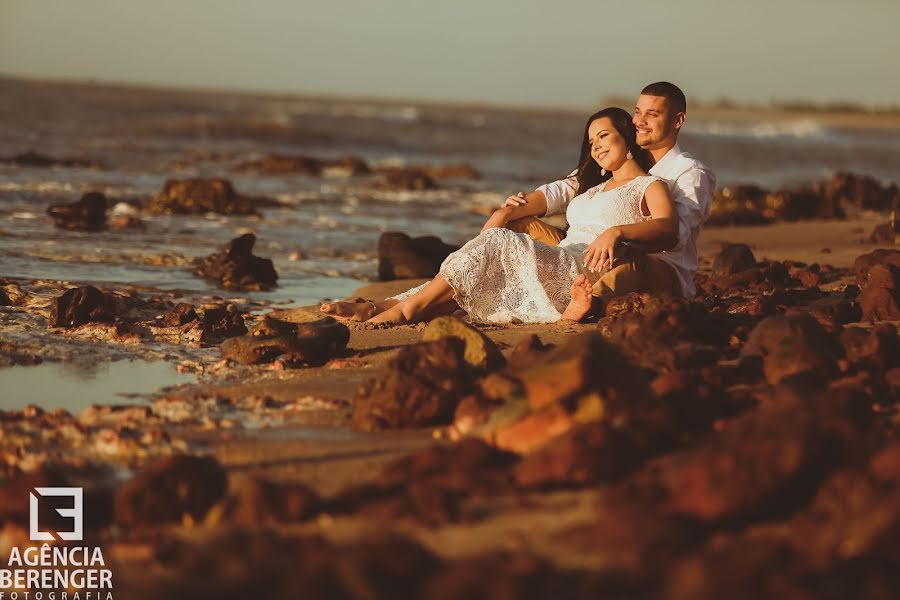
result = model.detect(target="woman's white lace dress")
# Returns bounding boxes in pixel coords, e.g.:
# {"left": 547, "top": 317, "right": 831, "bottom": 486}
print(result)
{"left": 391, "top": 175, "right": 663, "bottom": 323}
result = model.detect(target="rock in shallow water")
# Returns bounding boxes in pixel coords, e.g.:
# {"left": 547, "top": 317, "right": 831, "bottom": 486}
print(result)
{"left": 220, "top": 315, "right": 349, "bottom": 366}
{"left": 147, "top": 178, "right": 271, "bottom": 215}
{"left": 46, "top": 191, "right": 108, "bottom": 231}
{"left": 193, "top": 233, "right": 278, "bottom": 291}
{"left": 49, "top": 285, "right": 116, "bottom": 328}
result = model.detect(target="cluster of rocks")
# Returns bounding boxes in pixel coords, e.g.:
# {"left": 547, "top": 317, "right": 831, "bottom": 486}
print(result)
{"left": 709, "top": 172, "right": 899, "bottom": 225}
{"left": 220, "top": 315, "right": 349, "bottom": 367}
{"left": 147, "top": 178, "right": 279, "bottom": 216}
{"left": 233, "top": 152, "right": 481, "bottom": 190}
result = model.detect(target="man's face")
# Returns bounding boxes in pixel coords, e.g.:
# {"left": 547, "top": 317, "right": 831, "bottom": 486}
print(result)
{"left": 633, "top": 94, "right": 683, "bottom": 151}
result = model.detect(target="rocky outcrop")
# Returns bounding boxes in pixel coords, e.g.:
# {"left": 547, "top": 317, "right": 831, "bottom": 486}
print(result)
{"left": 46, "top": 192, "right": 108, "bottom": 231}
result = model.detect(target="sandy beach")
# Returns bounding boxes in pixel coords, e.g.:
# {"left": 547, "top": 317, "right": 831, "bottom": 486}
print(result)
{"left": 1, "top": 78, "right": 899, "bottom": 598}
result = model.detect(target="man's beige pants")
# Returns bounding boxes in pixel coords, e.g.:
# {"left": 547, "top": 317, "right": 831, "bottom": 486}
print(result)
{"left": 505, "top": 216, "right": 682, "bottom": 303}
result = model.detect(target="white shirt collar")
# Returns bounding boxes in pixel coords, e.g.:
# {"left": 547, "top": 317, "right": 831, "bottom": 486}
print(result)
{"left": 649, "top": 143, "right": 682, "bottom": 177}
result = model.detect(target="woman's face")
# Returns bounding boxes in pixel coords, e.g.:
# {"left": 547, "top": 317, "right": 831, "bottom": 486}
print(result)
{"left": 588, "top": 117, "right": 629, "bottom": 172}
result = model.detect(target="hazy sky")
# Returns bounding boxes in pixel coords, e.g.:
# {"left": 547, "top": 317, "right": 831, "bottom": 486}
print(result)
{"left": 1, "top": 0, "right": 897, "bottom": 109}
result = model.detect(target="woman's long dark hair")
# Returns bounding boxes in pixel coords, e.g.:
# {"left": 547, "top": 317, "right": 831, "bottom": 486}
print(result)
{"left": 571, "top": 107, "right": 653, "bottom": 195}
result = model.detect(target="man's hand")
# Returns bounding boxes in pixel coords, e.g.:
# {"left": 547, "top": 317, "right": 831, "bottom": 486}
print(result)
{"left": 583, "top": 226, "right": 623, "bottom": 272}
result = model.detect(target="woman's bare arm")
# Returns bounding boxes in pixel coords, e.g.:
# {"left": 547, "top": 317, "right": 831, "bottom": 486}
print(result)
{"left": 481, "top": 190, "right": 549, "bottom": 232}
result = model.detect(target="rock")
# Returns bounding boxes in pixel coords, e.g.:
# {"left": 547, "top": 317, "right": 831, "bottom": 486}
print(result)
{"left": 840, "top": 324, "right": 899, "bottom": 371}
{"left": 854, "top": 262, "right": 900, "bottom": 322}
{"left": 352, "top": 337, "right": 473, "bottom": 430}
{"left": 220, "top": 316, "right": 349, "bottom": 366}
{"left": 787, "top": 295, "right": 861, "bottom": 326}
{"left": 421, "top": 316, "right": 505, "bottom": 372}
{"left": 661, "top": 390, "right": 862, "bottom": 523}
{"left": 422, "top": 163, "right": 481, "bottom": 179}
{"left": 195, "top": 304, "right": 247, "bottom": 344}
{"left": 851, "top": 249, "right": 900, "bottom": 287}
{"left": 114, "top": 454, "right": 227, "bottom": 527}
{"left": 374, "top": 167, "right": 438, "bottom": 191}
{"left": 233, "top": 154, "right": 323, "bottom": 176}
{"left": 227, "top": 476, "right": 319, "bottom": 525}
{"left": 711, "top": 243, "right": 757, "bottom": 277}
{"left": 46, "top": 191, "right": 108, "bottom": 231}
{"left": 770, "top": 188, "right": 844, "bottom": 220}
{"left": 819, "top": 172, "right": 900, "bottom": 213}
{"left": 707, "top": 184, "right": 774, "bottom": 226}
{"left": 193, "top": 233, "right": 278, "bottom": 291}
{"left": 377, "top": 232, "right": 459, "bottom": 280}
{"left": 322, "top": 155, "right": 371, "bottom": 176}
{"left": 869, "top": 221, "right": 896, "bottom": 244}
{"left": 0, "top": 282, "right": 25, "bottom": 306}
{"left": 160, "top": 302, "right": 198, "bottom": 327}
{"left": 741, "top": 314, "right": 840, "bottom": 385}
{"left": 602, "top": 292, "right": 666, "bottom": 318}
{"left": 506, "top": 334, "right": 553, "bottom": 371}
{"left": 147, "top": 178, "right": 268, "bottom": 215}
{"left": 2, "top": 150, "right": 94, "bottom": 168}
{"left": 49, "top": 285, "right": 116, "bottom": 328}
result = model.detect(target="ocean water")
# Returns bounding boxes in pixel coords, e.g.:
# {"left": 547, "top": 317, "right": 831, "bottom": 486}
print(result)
{"left": 1, "top": 77, "right": 898, "bottom": 304}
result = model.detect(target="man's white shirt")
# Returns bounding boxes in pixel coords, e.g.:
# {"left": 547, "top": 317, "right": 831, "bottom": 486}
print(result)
{"left": 535, "top": 143, "right": 716, "bottom": 297}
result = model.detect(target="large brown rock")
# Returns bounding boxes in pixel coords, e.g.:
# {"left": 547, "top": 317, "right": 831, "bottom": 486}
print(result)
{"left": 374, "top": 167, "right": 438, "bottom": 191}
{"left": 193, "top": 233, "right": 278, "bottom": 291}
{"left": 46, "top": 191, "right": 108, "bottom": 231}
{"left": 377, "top": 232, "right": 459, "bottom": 280}
{"left": 711, "top": 243, "right": 757, "bottom": 277}
{"left": 740, "top": 314, "right": 840, "bottom": 385}
{"left": 49, "top": 285, "right": 116, "bottom": 328}
{"left": 227, "top": 476, "right": 319, "bottom": 526}
{"left": 114, "top": 454, "right": 227, "bottom": 527}
{"left": 819, "top": 171, "right": 900, "bottom": 213}
{"left": 220, "top": 316, "right": 349, "bottom": 366}
{"left": 148, "top": 178, "right": 265, "bottom": 215}
{"left": 352, "top": 337, "right": 474, "bottom": 430}
{"left": 852, "top": 249, "right": 900, "bottom": 321}
{"left": 421, "top": 316, "right": 505, "bottom": 372}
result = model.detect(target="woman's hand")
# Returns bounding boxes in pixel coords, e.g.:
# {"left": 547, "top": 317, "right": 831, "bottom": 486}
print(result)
{"left": 481, "top": 207, "right": 513, "bottom": 232}
{"left": 502, "top": 192, "right": 527, "bottom": 208}
{"left": 583, "top": 226, "right": 623, "bottom": 272}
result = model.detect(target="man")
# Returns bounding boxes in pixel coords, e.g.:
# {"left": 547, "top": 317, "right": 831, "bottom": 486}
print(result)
{"left": 501, "top": 81, "right": 716, "bottom": 302}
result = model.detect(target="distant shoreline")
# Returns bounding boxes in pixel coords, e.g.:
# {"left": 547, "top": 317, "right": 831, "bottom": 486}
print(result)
{"left": 3, "top": 73, "right": 900, "bottom": 133}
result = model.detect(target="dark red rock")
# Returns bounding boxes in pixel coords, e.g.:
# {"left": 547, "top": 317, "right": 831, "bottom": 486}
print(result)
{"left": 374, "top": 167, "right": 438, "bottom": 190}
{"left": 819, "top": 171, "right": 900, "bottom": 213}
{"left": 851, "top": 249, "right": 900, "bottom": 288}
{"left": 220, "top": 316, "right": 349, "bottom": 366}
{"left": 233, "top": 154, "right": 323, "bottom": 175}
{"left": 855, "top": 263, "right": 900, "bottom": 322}
{"left": 2, "top": 150, "right": 95, "bottom": 168}
{"left": 711, "top": 243, "right": 757, "bottom": 277}
{"left": 352, "top": 337, "right": 474, "bottom": 430}
{"left": 193, "top": 233, "right": 278, "bottom": 291}
{"left": 741, "top": 314, "right": 840, "bottom": 385}
{"left": 377, "top": 232, "right": 459, "bottom": 280}
{"left": 148, "top": 178, "right": 270, "bottom": 215}
{"left": 197, "top": 304, "right": 247, "bottom": 343}
{"left": 46, "top": 191, "right": 108, "bottom": 231}
{"left": 114, "top": 454, "right": 227, "bottom": 527}
{"left": 160, "top": 302, "right": 198, "bottom": 327}
{"left": 707, "top": 184, "right": 774, "bottom": 226}
{"left": 49, "top": 285, "right": 116, "bottom": 328}
{"left": 840, "top": 324, "right": 899, "bottom": 371}
{"left": 227, "top": 477, "right": 319, "bottom": 526}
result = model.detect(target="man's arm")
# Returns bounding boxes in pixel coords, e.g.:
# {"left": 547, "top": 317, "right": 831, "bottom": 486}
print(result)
{"left": 667, "top": 168, "right": 716, "bottom": 253}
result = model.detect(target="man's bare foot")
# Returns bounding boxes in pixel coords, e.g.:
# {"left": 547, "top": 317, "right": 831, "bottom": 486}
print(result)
{"left": 560, "top": 274, "right": 596, "bottom": 321}
{"left": 320, "top": 299, "right": 378, "bottom": 321}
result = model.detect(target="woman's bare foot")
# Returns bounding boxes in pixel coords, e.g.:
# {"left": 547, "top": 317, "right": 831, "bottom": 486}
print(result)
{"left": 560, "top": 274, "right": 596, "bottom": 321}
{"left": 365, "top": 302, "right": 412, "bottom": 326}
{"left": 320, "top": 299, "right": 379, "bottom": 321}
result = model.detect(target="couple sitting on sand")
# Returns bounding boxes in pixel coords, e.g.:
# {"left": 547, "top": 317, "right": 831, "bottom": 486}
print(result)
{"left": 322, "top": 81, "right": 716, "bottom": 326}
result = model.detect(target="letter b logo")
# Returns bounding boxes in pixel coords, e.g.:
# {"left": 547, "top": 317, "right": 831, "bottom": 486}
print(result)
{"left": 29, "top": 487, "right": 84, "bottom": 541}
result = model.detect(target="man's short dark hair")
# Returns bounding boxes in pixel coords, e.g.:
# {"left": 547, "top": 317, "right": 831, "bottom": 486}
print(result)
{"left": 641, "top": 82, "right": 687, "bottom": 115}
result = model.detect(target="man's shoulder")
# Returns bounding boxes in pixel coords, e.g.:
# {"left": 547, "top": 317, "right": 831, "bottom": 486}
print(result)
{"left": 670, "top": 150, "right": 714, "bottom": 180}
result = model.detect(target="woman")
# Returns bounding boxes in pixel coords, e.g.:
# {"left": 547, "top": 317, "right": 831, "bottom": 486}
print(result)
{"left": 322, "top": 107, "right": 678, "bottom": 325}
